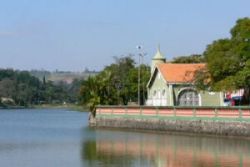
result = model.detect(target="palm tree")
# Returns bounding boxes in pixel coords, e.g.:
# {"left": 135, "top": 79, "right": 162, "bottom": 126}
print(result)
{"left": 80, "top": 76, "right": 100, "bottom": 116}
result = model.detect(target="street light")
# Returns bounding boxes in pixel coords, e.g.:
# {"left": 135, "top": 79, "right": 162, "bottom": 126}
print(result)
{"left": 137, "top": 46, "right": 141, "bottom": 105}
{"left": 137, "top": 45, "right": 146, "bottom": 105}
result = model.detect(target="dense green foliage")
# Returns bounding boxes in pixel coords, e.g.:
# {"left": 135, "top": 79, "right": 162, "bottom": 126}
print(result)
{"left": 0, "top": 69, "right": 82, "bottom": 107}
{"left": 172, "top": 54, "right": 205, "bottom": 63}
{"left": 195, "top": 17, "right": 250, "bottom": 103}
{"left": 80, "top": 56, "right": 150, "bottom": 112}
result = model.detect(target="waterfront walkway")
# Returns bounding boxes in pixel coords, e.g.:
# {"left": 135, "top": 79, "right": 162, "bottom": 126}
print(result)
{"left": 96, "top": 106, "right": 250, "bottom": 122}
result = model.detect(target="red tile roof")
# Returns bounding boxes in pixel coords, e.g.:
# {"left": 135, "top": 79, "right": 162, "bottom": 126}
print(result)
{"left": 157, "top": 63, "right": 206, "bottom": 83}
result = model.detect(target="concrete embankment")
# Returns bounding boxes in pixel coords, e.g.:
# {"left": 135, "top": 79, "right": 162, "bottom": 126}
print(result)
{"left": 90, "top": 106, "right": 250, "bottom": 137}
{"left": 91, "top": 117, "right": 250, "bottom": 137}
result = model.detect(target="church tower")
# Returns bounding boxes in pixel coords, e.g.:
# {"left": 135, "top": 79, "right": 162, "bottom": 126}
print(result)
{"left": 151, "top": 46, "right": 166, "bottom": 74}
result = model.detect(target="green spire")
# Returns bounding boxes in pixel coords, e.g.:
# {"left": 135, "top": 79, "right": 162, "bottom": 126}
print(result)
{"left": 153, "top": 45, "right": 165, "bottom": 60}
{"left": 151, "top": 45, "right": 166, "bottom": 74}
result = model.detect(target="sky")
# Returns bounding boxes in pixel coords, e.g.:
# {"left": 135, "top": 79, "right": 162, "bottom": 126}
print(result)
{"left": 0, "top": 0, "right": 250, "bottom": 71}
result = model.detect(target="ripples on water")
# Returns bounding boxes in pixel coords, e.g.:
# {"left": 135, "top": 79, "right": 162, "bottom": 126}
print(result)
{"left": 0, "top": 109, "right": 249, "bottom": 167}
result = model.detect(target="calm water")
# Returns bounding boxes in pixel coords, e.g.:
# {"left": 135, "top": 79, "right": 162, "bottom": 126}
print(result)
{"left": 0, "top": 109, "right": 250, "bottom": 167}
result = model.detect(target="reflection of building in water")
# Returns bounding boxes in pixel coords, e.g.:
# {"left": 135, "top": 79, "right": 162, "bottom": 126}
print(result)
{"left": 94, "top": 130, "right": 250, "bottom": 167}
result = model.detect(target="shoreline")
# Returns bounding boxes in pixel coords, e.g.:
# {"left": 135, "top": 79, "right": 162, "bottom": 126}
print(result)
{"left": 91, "top": 117, "right": 250, "bottom": 138}
{"left": 0, "top": 106, "right": 26, "bottom": 110}
{"left": 34, "top": 104, "right": 88, "bottom": 112}
{"left": 91, "top": 124, "right": 250, "bottom": 141}
{"left": 0, "top": 104, "right": 88, "bottom": 112}
{"left": 91, "top": 105, "right": 250, "bottom": 138}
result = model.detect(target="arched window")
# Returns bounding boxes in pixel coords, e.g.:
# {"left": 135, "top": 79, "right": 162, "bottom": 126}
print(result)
{"left": 178, "top": 89, "right": 199, "bottom": 106}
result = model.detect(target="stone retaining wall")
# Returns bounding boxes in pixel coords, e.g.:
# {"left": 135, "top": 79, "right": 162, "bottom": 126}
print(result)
{"left": 92, "top": 117, "right": 250, "bottom": 137}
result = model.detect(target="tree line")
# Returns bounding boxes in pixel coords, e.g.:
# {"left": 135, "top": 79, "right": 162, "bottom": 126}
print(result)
{"left": 0, "top": 69, "right": 82, "bottom": 107}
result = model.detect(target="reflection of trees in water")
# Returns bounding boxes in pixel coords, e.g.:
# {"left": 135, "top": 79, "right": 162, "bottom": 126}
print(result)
{"left": 82, "top": 141, "right": 97, "bottom": 166}
{"left": 81, "top": 129, "right": 250, "bottom": 167}
{"left": 82, "top": 140, "right": 143, "bottom": 167}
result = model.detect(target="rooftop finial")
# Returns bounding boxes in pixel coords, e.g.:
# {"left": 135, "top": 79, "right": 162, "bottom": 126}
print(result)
{"left": 157, "top": 44, "right": 161, "bottom": 52}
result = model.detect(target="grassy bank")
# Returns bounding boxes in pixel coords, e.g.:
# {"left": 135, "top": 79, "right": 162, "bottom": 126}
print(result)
{"left": 0, "top": 106, "right": 26, "bottom": 109}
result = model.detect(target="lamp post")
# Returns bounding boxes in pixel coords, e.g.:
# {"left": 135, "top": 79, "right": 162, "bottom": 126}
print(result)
{"left": 137, "top": 45, "right": 146, "bottom": 105}
{"left": 137, "top": 46, "right": 141, "bottom": 106}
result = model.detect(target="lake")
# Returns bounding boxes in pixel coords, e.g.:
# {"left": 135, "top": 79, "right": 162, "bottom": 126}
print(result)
{"left": 0, "top": 109, "right": 249, "bottom": 167}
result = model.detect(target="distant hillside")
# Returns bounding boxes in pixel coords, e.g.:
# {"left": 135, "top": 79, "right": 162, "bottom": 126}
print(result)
{"left": 29, "top": 69, "right": 99, "bottom": 84}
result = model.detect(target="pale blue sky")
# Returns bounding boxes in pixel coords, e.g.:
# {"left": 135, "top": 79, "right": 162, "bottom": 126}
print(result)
{"left": 0, "top": 0, "right": 249, "bottom": 71}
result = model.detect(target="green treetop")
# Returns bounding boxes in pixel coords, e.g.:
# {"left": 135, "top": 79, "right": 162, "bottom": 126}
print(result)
{"left": 195, "top": 17, "right": 250, "bottom": 104}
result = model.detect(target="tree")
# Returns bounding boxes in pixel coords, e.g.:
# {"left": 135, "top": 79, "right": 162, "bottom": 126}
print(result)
{"left": 0, "top": 78, "right": 16, "bottom": 99}
{"left": 172, "top": 54, "right": 205, "bottom": 63}
{"left": 79, "top": 55, "right": 150, "bottom": 113}
{"left": 196, "top": 17, "right": 250, "bottom": 104}
{"left": 66, "top": 79, "right": 83, "bottom": 103}
{"left": 127, "top": 64, "right": 150, "bottom": 104}
{"left": 80, "top": 76, "right": 101, "bottom": 115}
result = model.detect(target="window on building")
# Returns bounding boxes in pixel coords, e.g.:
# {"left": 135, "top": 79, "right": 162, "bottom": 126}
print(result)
{"left": 162, "top": 89, "right": 165, "bottom": 96}
{"left": 153, "top": 90, "right": 157, "bottom": 96}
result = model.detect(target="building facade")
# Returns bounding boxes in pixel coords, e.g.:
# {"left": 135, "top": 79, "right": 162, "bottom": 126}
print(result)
{"left": 146, "top": 48, "right": 224, "bottom": 106}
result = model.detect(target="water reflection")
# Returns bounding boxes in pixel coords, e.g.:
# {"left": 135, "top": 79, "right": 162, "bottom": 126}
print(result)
{"left": 83, "top": 129, "right": 250, "bottom": 167}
